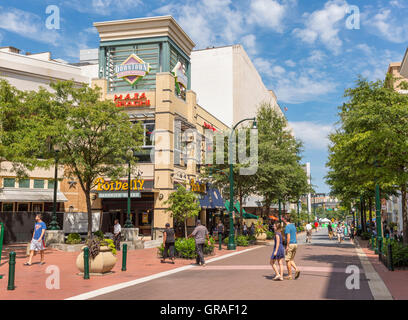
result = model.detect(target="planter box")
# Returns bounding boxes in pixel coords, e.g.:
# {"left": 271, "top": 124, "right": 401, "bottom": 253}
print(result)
{"left": 76, "top": 246, "right": 117, "bottom": 274}
{"left": 143, "top": 239, "right": 162, "bottom": 249}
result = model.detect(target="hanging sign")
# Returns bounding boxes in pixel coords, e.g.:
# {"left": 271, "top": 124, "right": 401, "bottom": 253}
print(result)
{"left": 95, "top": 178, "right": 145, "bottom": 191}
{"left": 172, "top": 61, "right": 188, "bottom": 94}
{"left": 190, "top": 179, "right": 206, "bottom": 193}
{"left": 115, "top": 54, "right": 151, "bottom": 85}
{"left": 114, "top": 92, "right": 151, "bottom": 107}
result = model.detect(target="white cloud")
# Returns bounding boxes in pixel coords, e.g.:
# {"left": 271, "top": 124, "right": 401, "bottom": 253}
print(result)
{"left": 241, "top": 34, "right": 257, "bottom": 55}
{"left": 66, "top": 0, "right": 143, "bottom": 15}
{"left": 253, "top": 57, "right": 286, "bottom": 76}
{"left": 365, "top": 8, "right": 408, "bottom": 43}
{"left": 289, "top": 121, "right": 334, "bottom": 150}
{"left": 285, "top": 60, "right": 296, "bottom": 67}
{"left": 274, "top": 74, "right": 337, "bottom": 104}
{"left": 307, "top": 50, "right": 327, "bottom": 63}
{"left": 293, "top": 0, "right": 349, "bottom": 54}
{"left": 390, "top": 0, "right": 406, "bottom": 8}
{"left": 0, "top": 7, "right": 61, "bottom": 45}
{"left": 247, "top": 0, "right": 291, "bottom": 33}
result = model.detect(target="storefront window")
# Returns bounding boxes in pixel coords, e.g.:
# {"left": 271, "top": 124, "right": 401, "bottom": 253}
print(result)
{"left": 17, "top": 203, "right": 29, "bottom": 211}
{"left": 34, "top": 179, "right": 45, "bottom": 189}
{"left": 19, "top": 179, "right": 30, "bottom": 188}
{"left": 2, "top": 203, "right": 13, "bottom": 211}
{"left": 3, "top": 178, "right": 15, "bottom": 188}
{"left": 48, "top": 180, "right": 55, "bottom": 189}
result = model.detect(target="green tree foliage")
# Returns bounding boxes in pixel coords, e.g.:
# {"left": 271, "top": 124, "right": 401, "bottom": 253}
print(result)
{"left": 326, "top": 76, "right": 408, "bottom": 243}
{"left": 0, "top": 80, "right": 144, "bottom": 237}
{"left": 164, "top": 185, "right": 201, "bottom": 238}
{"left": 255, "top": 103, "right": 311, "bottom": 213}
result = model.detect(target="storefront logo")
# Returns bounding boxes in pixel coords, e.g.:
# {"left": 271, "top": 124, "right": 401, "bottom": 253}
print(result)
{"left": 172, "top": 61, "right": 188, "bottom": 94}
{"left": 190, "top": 179, "right": 206, "bottom": 193}
{"left": 115, "top": 54, "right": 150, "bottom": 85}
{"left": 114, "top": 92, "right": 151, "bottom": 108}
{"left": 95, "top": 178, "right": 145, "bottom": 191}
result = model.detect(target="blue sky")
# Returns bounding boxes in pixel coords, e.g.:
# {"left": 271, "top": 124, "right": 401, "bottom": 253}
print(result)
{"left": 0, "top": 0, "right": 407, "bottom": 193}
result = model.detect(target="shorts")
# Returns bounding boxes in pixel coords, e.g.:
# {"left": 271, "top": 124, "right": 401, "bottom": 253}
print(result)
{"left": 30, "top": 239, "right": 45, "bottom": 251}
{"left": 285, "top": 244, "right": 297, "bottom": 262}
{"left": 306, "top": 230, "right": 312, "bottom": 236}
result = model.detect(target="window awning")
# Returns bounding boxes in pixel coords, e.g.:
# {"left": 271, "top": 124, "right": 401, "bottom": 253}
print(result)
{"left": 199, "top": 194, "right": 213, "bottom": 209}
{"left": 208, "top": 188, "right": 224, "bottom": 208}
{"left": 0, "top": 189, "right": 68, "bottom": 202}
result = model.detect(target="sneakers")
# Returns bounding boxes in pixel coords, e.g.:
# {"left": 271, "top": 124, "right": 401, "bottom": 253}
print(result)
{"left": 295, "top": 270, "right": 300, "bottom": 279}
{"left": 273, "top": 275, "right": 283, "bottom": 281}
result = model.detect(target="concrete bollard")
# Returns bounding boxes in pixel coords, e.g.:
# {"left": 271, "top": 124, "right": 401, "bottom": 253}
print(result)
{"left": 83, "top": 247, "right": 90, "bottom": 279}
{"left": 7, "top": 251, "right": 16, "bottom": 290}
{"left": 122, "top": 243, "right": 127, "bottom": 271}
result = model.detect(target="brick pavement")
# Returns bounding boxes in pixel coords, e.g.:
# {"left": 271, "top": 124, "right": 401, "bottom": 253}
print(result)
{"left": 89, "top": 230, "right": 374, "bottom": 300}
{"left": 358, "top": 239, "right": 408, "bottom": 300}
{"left": 0, "top": 242, "right": 253, "bottom": 300}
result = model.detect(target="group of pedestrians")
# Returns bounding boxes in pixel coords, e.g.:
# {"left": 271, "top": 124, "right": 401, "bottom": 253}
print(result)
{"left": 269, "top": 217, "right": 301, "bottom": 281}
{"left": 327, "top": 221, "right": 355, "bottom": 244}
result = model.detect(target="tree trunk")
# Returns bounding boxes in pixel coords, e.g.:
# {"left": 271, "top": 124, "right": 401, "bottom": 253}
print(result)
{"left": 85, "top": 187, "right": 93, "bottom": 239}
{"left": 369, "top": 197, "right": 373, "bottom": 230}
{"left": 184, "top": 217, "right": 188, "bottom": 239}
{"left": 402, "top": 186, "right": 408, "bottom": 245}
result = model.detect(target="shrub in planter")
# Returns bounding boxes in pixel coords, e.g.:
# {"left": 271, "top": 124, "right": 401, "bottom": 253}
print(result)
{"left": 360, "top": 232, "right": 371, "bottom": 240}
{"left": 158, "top": 237, "right": 215, "bottom": 259}
{"left": 235, "top": 235, "right": 248, "bottom": 246}
{"left": 204, "top": 237, "right": 215, "bottom": 255}
{"left": 66, "top": 233, "right": 81, "bottom": 244}
{"left": 93, "top": 230, "right": 104, "bottom": 240}
{"left": 266, "top": 231, "right": 275, "bottom": 240}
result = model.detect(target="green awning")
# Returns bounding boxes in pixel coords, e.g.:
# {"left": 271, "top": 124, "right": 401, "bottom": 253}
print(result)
{"left": 224, "top": 201, "right": 258, "bottom": 219}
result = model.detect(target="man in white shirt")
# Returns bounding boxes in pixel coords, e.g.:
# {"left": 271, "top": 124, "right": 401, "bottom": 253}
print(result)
{"left": 305, "top": 223, "right": 312, "bottom": 243}
{"left": 113, "top": 219, "right": 122, "bottom": 251}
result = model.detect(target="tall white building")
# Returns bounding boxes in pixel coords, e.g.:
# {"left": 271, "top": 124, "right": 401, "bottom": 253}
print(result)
{"left": 191, "top": 45, "right": 283, "bottom": 127}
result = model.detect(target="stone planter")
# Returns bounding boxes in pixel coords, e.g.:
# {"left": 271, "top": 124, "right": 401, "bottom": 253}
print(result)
{"left": 255, "top": 232, "right": 267, "bottom": 241}
{"left": 76, "top": 246, "right": 117, "bottom": 274}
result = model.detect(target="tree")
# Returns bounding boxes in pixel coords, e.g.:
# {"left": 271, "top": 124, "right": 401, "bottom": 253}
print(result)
{"left": 326, "top": 76, "right": 408, "bottom": 243}
{"left": 200, "top": 125, "right": 256, "bottom": 221}
{"left": 164, "top": 185, "right": 201, "bottom": 238}
{"left": 255, "top": 103, "right": 310, "bottom": 216}
{"left": 27, "top": 81, "right": 144, "bottom": 238}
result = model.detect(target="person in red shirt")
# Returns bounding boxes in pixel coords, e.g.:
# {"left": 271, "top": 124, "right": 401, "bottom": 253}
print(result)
{"left": 314, "top": 221, "right": 319, "bottom": 232}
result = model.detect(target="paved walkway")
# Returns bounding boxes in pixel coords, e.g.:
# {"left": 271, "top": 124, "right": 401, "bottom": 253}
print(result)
{"left": 1, "top": 229, "right": 406, "bottom": 300}
{"left": 0, "top": 242, "right": 253, "bottom": 300}
{"left": 83, "top": 229, "right": 376, "bottom": 300}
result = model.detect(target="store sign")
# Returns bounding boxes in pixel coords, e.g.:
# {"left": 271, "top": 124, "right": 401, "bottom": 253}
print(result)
{"left": 172, "top": 61, "right": 188, "bottom": 94}
{"left": 203, "top": 122, "right": 217, "bottom": 132}
{"left": 95, "top": 178, "right": 145, "bottom": 191}
{"left": 115, "top": 54, "right": 150, "bottom": 85}
{"left": 98, "top": 192, "right": 141, "bottom": 199}
{"left": 190, "top": 179, "right": 206, "bottom": 193}
{"left": 114, "top": 92, "right": 151, "bottom": 108}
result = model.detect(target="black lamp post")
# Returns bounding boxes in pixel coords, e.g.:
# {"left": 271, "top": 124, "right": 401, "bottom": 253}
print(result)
{"left": 124, "top": 150, "right": 134, "bottom": 228}
{"left": 49, "top": 149, "right": 60, "bottom": 230}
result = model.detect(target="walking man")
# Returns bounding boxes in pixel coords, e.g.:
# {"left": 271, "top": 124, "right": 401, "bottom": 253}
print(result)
{"left": 305, "top": 222, "right": 312, "bottom": 243}
{"left": 328, "top": 223, "right": 333, "bottom": 240}
{"left": 113, "top": 219, "right": 121, "bottom": 251}
{"left": 284, "top": 216, "right": 300, "bottom": 280}
{"left": 217, "top": 220, "right": 224, "bottom": 242}
{"left": 24, "top": 214, "right": 46, "bottom": 266}
{"left": 161, "top": 223, "right": 175, "bottom": 264}
{"left": 189, "top": 220, "right": 210, "bottom": 266}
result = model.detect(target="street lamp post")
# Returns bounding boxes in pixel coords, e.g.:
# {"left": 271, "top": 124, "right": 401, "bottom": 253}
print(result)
{"left": 49, "top": 149, "right": 60, "bottom": 230}
{"left": 227, "top": 117, "right": 257, "bottom": 250}
{"left": 124, "top": 153, "right": 134, "bottom": 228}
{"left": 278, "top": 199, "right": 282, "bottom": 223}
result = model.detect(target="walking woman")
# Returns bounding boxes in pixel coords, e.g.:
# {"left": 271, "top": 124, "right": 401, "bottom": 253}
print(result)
{"left": 270, "top": 222, "right": 285, "bottom": 281}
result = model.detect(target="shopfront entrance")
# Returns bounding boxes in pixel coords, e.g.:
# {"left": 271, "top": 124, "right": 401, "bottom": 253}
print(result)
{"left": 100, "top": 192, "right": 154, "bottom": 236}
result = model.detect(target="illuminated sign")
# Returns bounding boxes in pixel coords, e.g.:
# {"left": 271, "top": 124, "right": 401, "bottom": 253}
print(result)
{"left": 203, "top": 122, "right": 217, "bottom": 132}
{"left": 190, "top": 179, "right": 206, "bottom": 193}
{"left": 114, "top": 92, "right": 151, "bottom": 108}
{"left": 115, "top": 54, "right": 150, "bottom": 85}
{"left": 172, "top": 61, "right": 188, "bottom": 94}
{"left": 95, "top": 178, "right": 145, "bottom": 192}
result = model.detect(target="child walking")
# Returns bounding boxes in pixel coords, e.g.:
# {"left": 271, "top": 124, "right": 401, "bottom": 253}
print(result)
{"left": 270, "top": 222, "right": 285, "bottom": 281}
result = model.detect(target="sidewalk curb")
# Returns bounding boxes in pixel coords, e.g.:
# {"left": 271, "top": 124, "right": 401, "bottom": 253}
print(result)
{"left": 65, "top": 246, "right": 264, "bottom": 300}
{"left": 354, "top": 238, "right": 393, "bottom": 300}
